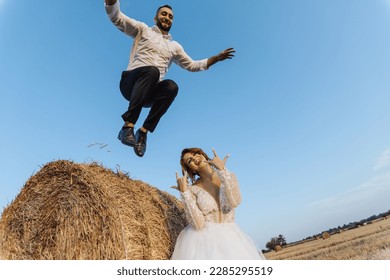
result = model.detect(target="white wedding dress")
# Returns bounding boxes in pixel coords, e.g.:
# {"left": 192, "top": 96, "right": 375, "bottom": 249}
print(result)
{"left": 171, "top": 168, "right": 265, "bottom": 260}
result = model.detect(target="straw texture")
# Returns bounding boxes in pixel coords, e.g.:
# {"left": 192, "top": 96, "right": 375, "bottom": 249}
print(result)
{"left": 0, "top": 160, "right": 186, "bottom": 260}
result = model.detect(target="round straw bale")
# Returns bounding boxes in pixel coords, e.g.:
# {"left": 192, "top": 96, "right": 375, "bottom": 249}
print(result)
{"left": 274, "top": 245, "right": 282, "bottom": 252}
{"left": 0, "top": 160, "right": 187, "bottom": 260}
{"left": 321, "top": 231, "right": 331, "bottom": 240}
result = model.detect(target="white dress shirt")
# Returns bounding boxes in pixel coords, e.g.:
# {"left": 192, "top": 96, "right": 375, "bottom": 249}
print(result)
{"left": 105, "top": 1, "right": 208, "bottom": 80}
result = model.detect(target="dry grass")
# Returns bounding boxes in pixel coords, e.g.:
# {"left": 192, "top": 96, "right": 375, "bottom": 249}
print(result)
{"left": 0, "top": 160, "right": 187, "bottom": 260}
{"left": 265, "top": 218, "right": 390, "bottom": 260}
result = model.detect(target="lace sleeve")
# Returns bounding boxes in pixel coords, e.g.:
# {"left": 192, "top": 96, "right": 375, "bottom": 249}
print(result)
{"left": 217, "top": 168, "right": 242, "bottom": 213}
{"left": 181, "top": 189, "right": 205, "bottom": 230}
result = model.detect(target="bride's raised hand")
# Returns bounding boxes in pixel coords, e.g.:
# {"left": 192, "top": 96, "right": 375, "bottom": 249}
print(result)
{"left": 172, "top": 171, "right": 189, "bottom": 192}
{"left": 208, "top": 148, "right": 230, "bottom": 170}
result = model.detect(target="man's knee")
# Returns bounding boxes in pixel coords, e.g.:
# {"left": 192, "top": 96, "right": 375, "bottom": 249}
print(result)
{"left": 163, "top": 79, "right": 179, "bottom": 96}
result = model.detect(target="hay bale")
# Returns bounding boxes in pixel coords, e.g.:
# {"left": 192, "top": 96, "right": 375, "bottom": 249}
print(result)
{"left": 322, "top": 231, "right": 331, "bottom": 240}
{"left": 0, "top": 160, "right": 186, "bottom": 260}
{"left": 274, "top": 245, "right": 283, "bottom": 252}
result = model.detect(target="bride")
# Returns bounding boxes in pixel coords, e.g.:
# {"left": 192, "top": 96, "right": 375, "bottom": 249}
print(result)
{"left": 171, "top": 147, "right": 265, "bottom": 260}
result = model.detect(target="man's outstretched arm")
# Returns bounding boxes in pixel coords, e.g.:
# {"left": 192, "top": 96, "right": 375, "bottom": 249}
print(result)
{"left": 207, "top": 48, "right": 236, "bottom": 69}
{"left": 105, "top": 0, "right": 143, "bottom": 37}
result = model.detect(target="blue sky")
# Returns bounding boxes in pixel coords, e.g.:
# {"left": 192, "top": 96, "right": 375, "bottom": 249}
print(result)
{"left": 1, "top": 0, "right": 390, "bottom": 250}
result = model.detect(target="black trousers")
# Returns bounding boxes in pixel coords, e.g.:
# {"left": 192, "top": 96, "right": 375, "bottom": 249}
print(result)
{"left": 119, "top": 66, "right": 178, "bottom": 132}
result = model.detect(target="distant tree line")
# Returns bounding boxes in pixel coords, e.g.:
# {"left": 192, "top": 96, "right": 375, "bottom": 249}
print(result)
{"left": 265, "top": 234, "right": 287, "bottom": 251}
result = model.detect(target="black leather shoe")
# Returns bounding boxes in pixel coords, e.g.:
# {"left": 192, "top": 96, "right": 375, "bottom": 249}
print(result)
{"left": 118, "top": 126, "right": 137, "bottom": 147}
{"left": 134, "top": 129, "right": 147, "bottom": 157}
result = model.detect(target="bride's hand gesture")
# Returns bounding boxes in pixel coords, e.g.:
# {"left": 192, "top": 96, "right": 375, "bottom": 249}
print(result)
{"left": 172, "top": 171, "right": 189, "bottom": 192}
{"left": 208, "top": 148, "right": 229, "bottom": 170}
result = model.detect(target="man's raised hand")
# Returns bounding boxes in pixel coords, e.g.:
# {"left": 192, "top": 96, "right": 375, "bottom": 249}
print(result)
{"left": 105, "top": 0, "right": 117, "bottom": 6}
{"left": 218, "top": 48, "right": 235, "bottom": 61}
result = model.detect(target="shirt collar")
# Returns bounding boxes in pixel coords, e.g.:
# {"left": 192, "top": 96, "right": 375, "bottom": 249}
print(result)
{"left": 152, "top": 25, "right": 173, "bottom": 40}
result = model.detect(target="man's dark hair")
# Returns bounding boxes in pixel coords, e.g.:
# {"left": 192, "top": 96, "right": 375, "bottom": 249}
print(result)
{"left": 156, "top": 4, "right": 173, "bottom": 15}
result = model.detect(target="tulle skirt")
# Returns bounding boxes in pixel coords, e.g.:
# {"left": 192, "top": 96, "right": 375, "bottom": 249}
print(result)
{"left": 171, "top": 222, "right": 265, "bottom": 260}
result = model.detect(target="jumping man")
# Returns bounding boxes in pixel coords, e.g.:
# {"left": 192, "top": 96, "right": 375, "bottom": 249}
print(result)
{"left": 105, "top": 0, "right": 235, "bottom": 157}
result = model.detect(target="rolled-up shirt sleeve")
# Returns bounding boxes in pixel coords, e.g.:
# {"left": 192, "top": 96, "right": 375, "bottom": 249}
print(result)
{"left": 172, "top": 44, "right": 208, "bottom": 72}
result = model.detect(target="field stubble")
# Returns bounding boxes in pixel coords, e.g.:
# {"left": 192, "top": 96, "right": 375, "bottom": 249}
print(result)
{"left": 264, "top": 218, "right": 390, "bottom": 260}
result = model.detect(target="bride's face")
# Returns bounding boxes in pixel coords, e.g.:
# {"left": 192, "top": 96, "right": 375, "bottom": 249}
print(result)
{"left": 182, "top": 151, "right": 208, "bottom": 172}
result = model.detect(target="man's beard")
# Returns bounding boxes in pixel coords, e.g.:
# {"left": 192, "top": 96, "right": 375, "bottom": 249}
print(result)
{"left": 156, "top": 19, "right": 171, "bottom": 32}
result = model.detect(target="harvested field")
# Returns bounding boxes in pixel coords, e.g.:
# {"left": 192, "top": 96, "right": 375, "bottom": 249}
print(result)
{"left": 264, "top": 218, "right": 390, "bottom": 260}
{"left": 0, "top": 160, "right": 187, "bottom": 260}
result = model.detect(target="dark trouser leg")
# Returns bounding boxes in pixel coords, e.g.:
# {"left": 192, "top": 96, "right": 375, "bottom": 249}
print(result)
{"left": 119, "top": 66, "right": 160, "bottom": 125}
{"left": 142, "top": 79, "right": 178, "bottom": 132}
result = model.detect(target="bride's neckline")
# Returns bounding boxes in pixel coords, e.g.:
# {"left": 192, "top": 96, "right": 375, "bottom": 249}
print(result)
{"left": 192, "top": 182, "right": 220, "bottom": 209}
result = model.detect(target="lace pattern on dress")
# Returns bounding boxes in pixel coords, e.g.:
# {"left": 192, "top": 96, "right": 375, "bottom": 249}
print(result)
{"left": 180, "top": 168, "right": 241, "bottom": 229}
{"left": 217, "top": 168, "right": 242, "bottom": 214}
{"left": 181, "top": 189, "right": 205, "bottom": 230}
